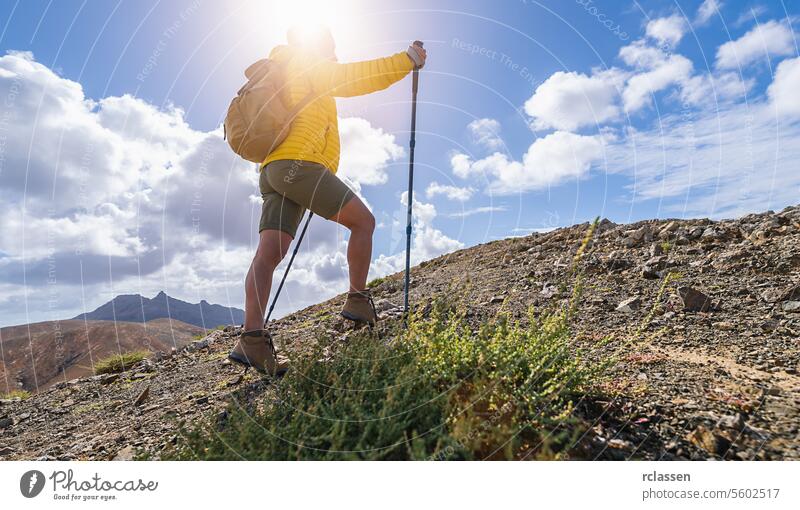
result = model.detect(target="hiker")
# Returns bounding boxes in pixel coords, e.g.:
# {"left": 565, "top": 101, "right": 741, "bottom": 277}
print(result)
{"left": 228, "top": 26, "right": 427, "bottom": 375}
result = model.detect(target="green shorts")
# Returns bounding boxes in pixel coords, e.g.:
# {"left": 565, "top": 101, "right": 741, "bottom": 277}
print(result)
{"left": 259, "top": 159, "right": 356, "bottom": 237}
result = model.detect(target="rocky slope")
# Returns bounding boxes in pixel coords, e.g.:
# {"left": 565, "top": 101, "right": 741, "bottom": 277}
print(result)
{"left": 0, "top": 205, "right": 798, "bottom": 460}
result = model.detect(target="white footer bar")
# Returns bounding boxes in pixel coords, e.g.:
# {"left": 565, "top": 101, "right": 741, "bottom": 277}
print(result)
{"left": 2, "top": 461, "right": 798, "bottom": 509}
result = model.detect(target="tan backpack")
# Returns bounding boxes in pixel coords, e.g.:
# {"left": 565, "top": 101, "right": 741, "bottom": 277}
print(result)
{"left": 224, "top": 58, "right": 313, "bottom": 163}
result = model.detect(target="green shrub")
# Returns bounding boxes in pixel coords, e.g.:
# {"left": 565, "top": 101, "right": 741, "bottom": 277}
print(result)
{"left": 165, "top": 328, "right": 455, "bottom": 460}
{"left": 193, "top": 325, "right": 226, "bottom": 340}
{"left": 1, "top": 389, "right": 31, "bottom": 400}
{"left": 412, "top": 302, "right": 609, "bottom": 459}
{"left": 94, "top": 350, "right": 149, "bottom": 375}
{"left": 366, "top": 276, "right": 385, "bottom": 289}
{"left": 162, "top": 300, "right": 607, "bottom": 460}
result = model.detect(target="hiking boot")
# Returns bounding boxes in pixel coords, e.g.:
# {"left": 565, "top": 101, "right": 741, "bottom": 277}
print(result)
{"left": 228, "top": 329, "right": 289, "bottom": 376}
{"left": 340, "top": 289, "right": 378, "bottom": 324}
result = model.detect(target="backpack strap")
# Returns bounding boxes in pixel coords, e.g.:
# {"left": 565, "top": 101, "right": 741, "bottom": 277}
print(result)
{"left": 283, "top": 50, "right": 317, "bottom": 121}
{"left": 286, "top": 91, "right": 315, "bottom": 121}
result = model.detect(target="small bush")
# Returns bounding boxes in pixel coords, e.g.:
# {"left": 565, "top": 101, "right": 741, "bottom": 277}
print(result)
{"left": 366, "top": 276, "right": 385, "bottom": 289}
{"left": 193, "top": 325, "right": 226, "bottom": 340}
{"left": 163, "top": 300, "right": 607, "bottom": 460}
{"left": 165, "top": 328, "right": 454, "bottom": 460}
{"left": 1, "top": 389, "right": 31, "bottom": 400}
{"left": 412, "top": 302, "right": 609, "bottom": 459}
{"left": 94, "top": 350, "right": 149, "bottom": 375}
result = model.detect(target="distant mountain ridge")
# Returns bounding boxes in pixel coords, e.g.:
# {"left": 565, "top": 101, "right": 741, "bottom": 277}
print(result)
{"left": 73, "top": 291, "right": 244, "bottom": 328}
{"left": 0, "top": 318, "right": 204, "bottom": 393}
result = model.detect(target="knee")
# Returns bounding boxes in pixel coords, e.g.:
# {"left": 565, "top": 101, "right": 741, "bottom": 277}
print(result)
{"left": 365, "top": 211, "right": 376, "bottom": 233}
{"left": 255, "top": 243, "right": 286, "bottom": 269}
{"left": 355, "top": 210, "right": 375, "bottom": 234}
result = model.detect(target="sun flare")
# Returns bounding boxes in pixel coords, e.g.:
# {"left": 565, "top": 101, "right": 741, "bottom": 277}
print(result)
{"left": 278, "top": 0, "right": 347, "bottom": 29}
{"left": 249, "top": 0, "right": 368, "bottom": 53}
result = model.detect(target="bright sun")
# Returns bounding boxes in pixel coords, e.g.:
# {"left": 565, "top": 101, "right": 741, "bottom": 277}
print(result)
{"left": 278, "top": 0, "right": 348, "bottom": 29}
{"left": 255, "top": 0, "right": 368, "bottom": 51}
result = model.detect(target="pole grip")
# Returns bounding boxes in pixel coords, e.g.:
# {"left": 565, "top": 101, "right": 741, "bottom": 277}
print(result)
{"left": 411, "top": 41, "right": 424, "bottom": 75}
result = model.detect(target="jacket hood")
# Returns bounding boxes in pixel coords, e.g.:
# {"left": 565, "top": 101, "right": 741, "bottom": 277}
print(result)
{"left": 269, "top": 44, "right": 337, "bottom": 64}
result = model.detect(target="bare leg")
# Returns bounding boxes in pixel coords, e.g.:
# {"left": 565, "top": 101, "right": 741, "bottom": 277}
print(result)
{"left": 328, "top": 196, "right": 375, "bottom": 292}
{"left": 244, "top": 229, "right": 293, "bottom": 331}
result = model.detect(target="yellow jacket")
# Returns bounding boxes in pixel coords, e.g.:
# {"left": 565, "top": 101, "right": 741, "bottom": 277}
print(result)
{"left": 263, "top": 44, "right": 414, "bottom": 173}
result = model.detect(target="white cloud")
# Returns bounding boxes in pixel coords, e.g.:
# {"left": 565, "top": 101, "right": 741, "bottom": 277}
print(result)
{"left": 0, "top": 53, "right": 199, "bottom": 214}
{"left": 681, "top": 71, "right": 755, "bottom": 106}
{"left": 604, "top": 99, "right": 800, "bottom": 218}
{"left": 450, "top": 153, "right": 473, "bottom": 179}
{"left": 695, "top": 0, "right": 722, "bottom": 26}
{"left": 715, "top": 20, "right": 795, "bottom": 69}
{"left": 399, "top": 191, "right": 437, "bottom": 224}
{"left": 0, "top": 206, "right": 148, "bottom": 260}
{"left": 96, "top": 94, "right": 200, "bottom": 151}
{"left": 767, "top": 57, "right": 800, "bottom": 118}
{"left": 517, "top": 131, "right": 606, "bottom": 192}
{"left": 619, "top": 40, "right": 670, "bottom": 68}
{"left": 450, "top": 152, "right": 518, "bottom": 181}
{"left": 425, "top": 181, "right": 475, "bottom": 201}
{"left": 646, "top": 15, "right": 687, "bottom": 46}
{"left": 445, "top": 206, "right": 508, "bottom": 218}
{"left": 0, "top": 52, "right": 217, "bottom": 264}
{"left": 619, "top": 40, "right": 694, "bottom": 111}
{"left": 734, "top": 5, "right": 767, "bottom": 28}
{"left": 450, "top": 131, "right": 606, "bottom": 194}
{"left": 524, "top": 70, "right": 624, "bottom": 131}
{"left": 371, "top": 194, "right": 463, "bottom": 277}
{"left": 337, "top": 117, "right": 404, "bottom": 187}
{"left": 467, "top": 118, "right": 503, "bottom": 150}
{"left": 523, "top": 35, "right": 727, "bottom": 125}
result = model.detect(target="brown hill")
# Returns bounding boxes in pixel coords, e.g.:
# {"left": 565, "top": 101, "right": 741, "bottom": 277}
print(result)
{"left": 0, "top": 318, "right": 204, "bottom": 393}
{"left": 0, "top": 205, "right": 797, "bottom": 460}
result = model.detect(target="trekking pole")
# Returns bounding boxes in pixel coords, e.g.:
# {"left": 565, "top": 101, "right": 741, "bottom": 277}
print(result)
{"left": 403, "top": 41, "right": 423, "bottom": 322}
{"left": 263, "top": 211, "right": 314, "bottom": 328}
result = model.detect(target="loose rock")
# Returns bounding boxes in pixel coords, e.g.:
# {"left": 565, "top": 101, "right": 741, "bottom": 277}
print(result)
{"left": 133, "top": 386, "right": 150, "bottom": 407}
{"left": 678, "top": 286, "right": 713, "bottom": 312}
{"left": 782, "top": 301, "right": 800, "bottom": 312}
{"left": 688, "top": 426, "right": 731, "bottom": 456}
{"left": 616, "top": 297, "right": 642, "bottom": 313}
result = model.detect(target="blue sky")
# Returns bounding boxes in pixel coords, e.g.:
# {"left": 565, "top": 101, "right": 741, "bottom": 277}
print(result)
{"left": 1, "top": 0, "right": 798, "bottom": 327}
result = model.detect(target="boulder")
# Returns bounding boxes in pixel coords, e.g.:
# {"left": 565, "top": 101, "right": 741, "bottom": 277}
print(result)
{"left": 616, "top": 297, "right": 642, "bottom": 313}
{"left": 133, "top": 386, "right": 150, "bottom": 407}
{"left": 688, "top": 426, "right": 731, "bottom": 456}
{"left": 764, "top": 284, "right": 800, "bottom": 303}
{"left": 622, "top": 225, "right": 652, "bottom": 248}
{"left": 642, "top": 255, "right": 669, "bottom": 279}
{"left": 783, "top": 301, "right": 800, "bottom": 312}
{"left": 678, "top": 286, "right": 713, "bottom": 312}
